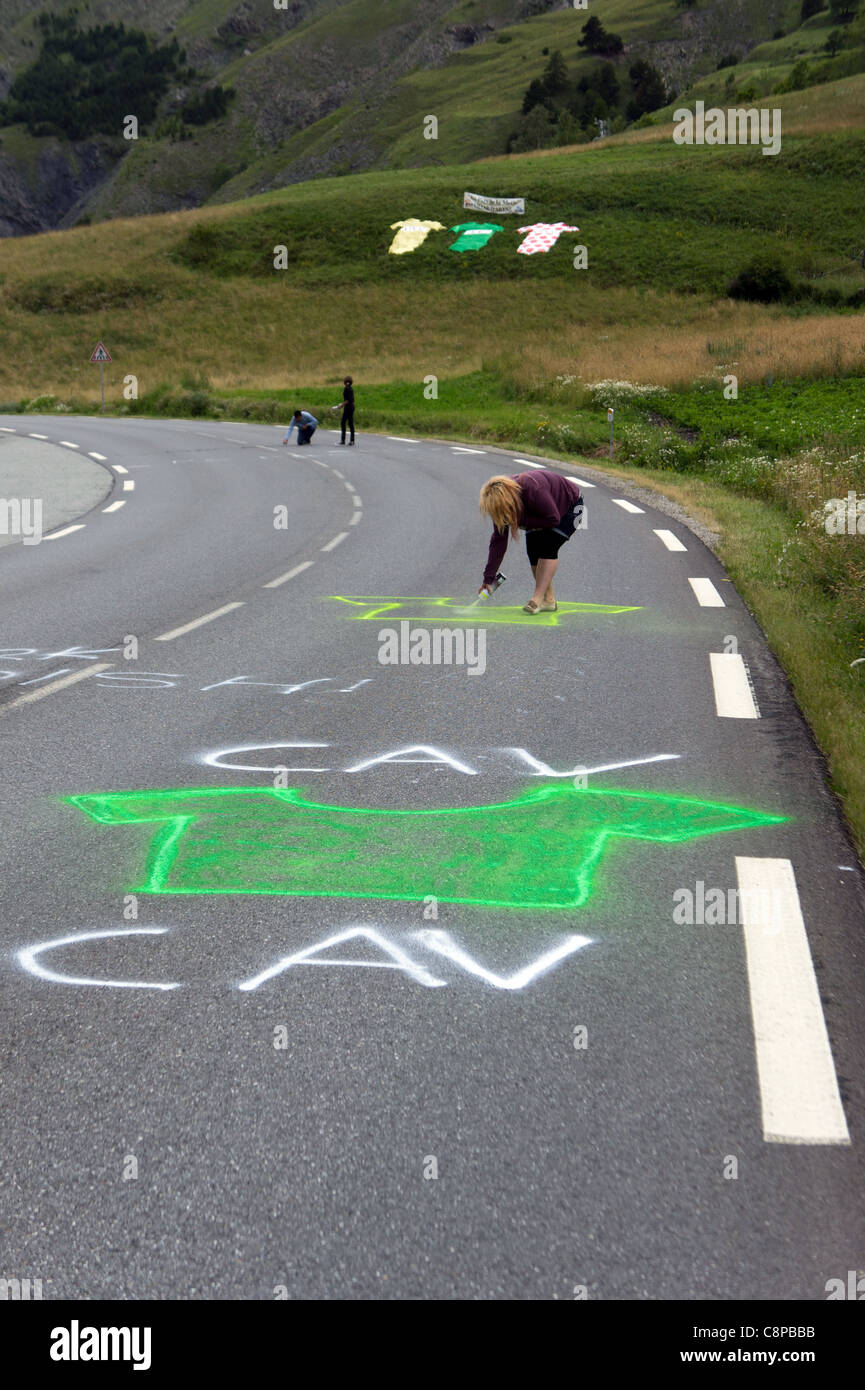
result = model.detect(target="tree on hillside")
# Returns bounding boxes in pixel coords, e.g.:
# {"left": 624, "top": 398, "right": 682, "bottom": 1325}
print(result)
{"left": 829, "top": 0, "right": 859, "bottom": 19}
{"left": 578, "top": 16, "right": 624, "bottom": 57}
{"left": 626, "top": 60, "right": 668, "bottom": 120}
{"left": 541, "top": 49, "right": 570, "bottom": 102}
{"left": 801, "top": 0, "right": 823, "bottom": 17}
{"left": 511, "top": 103, "right": 555, "bottom": 152}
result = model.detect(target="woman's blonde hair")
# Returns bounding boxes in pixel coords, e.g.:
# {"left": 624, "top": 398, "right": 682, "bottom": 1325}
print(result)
{"left": 479, "top": 475, "right": 522, "bottom": 539}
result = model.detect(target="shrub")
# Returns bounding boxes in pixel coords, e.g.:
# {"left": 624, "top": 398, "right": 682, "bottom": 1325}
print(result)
{"left": 727, "top": 256, "right": 795, "bottom": 302}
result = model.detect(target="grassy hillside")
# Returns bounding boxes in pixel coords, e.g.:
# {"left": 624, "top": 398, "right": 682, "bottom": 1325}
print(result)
{"left": 4, "top": 0, "right": 857, "bottom": 229}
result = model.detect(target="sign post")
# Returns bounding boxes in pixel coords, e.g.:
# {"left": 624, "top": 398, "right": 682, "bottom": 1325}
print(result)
{"left": 90, "top": 341, "right": 112, "bottom": 412}
{"left": 607, "top": 406, "right": 614, "bottom": 459}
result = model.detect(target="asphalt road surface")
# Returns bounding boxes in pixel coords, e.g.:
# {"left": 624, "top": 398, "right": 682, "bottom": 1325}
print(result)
{"left": 1, "top": 414, "right": 863, "bottom": 1300}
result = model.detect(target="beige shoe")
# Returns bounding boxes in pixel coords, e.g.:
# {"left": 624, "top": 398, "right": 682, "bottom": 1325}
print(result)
{"left": 539, "top": 600, "right": 558, "bottom": 612}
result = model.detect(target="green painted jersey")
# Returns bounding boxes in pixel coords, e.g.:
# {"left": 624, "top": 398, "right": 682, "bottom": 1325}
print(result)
{"left": 67, "top": 785, "right": 786, "bottom": 911}
{"left": 448, "top": 222, "right": 504, "bottom": 253}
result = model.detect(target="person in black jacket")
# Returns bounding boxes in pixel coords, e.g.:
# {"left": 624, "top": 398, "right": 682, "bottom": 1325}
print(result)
{"left": 335, "top": 376, "right": 355, "bottom": 445}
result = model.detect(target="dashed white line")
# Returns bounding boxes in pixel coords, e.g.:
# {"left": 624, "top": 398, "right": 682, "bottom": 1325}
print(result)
{"left": 88, "top": 451, "right": 107, "bottom": 460}
{"left": 387, "top": 436, "right": 417, "bottom": 443}
{"left": 513, "top": 459, "right": 544, "bottom": 469}
{"left": 689, "top": 577, "right": 725, "bottom": 607}
{"left": 154, "top": 602, "right": 245, "bottom": 642}
{"left": 565, "top": 475, "right": 595, "bottom": 488}
{"left": 331, "top": 469, "right": 345, "bottom": 479}
{"left": 710, "top": 652, "right": 759, "bottom": 718}
{"left": 451, "top": 446, "right": 486, "bottom": 454}
{"left": 112, "top": 464, "right": 128, "bottom": 474}
{"left": 654, "top": 528, "right": 687, "bottom": 552}
{"left": 30, "top": 433, "right": 48, "bottom": 440}
{"left": 0, "top": 427, "right": 16, "bottom": 433}
{"left": 0, "top": 661, "right": 113, "bottom": 711}
{"left": 263, "top": 561, "right": 315, "bottom": 589}
{"left": 59, "top": 441, "right": 80, "bottom": 449}
{"left": 321, "top": 532, "right": 348, "bottom": 552}
{"left": 122, "top": 480, "right": 135, "bottom": 491}
{"left": 44, "top": 524, "right": 86, "bottom": 540}
{"left": 350, "top": 510, "right": 363, "bottom": 526}
{"left": 102, "top": 500, "right": 126, "bottom": 513}
{"left": 737, "top": 856, "right": 850, "bottom": 1145}
{"left": 612, "top": 499, "right": 644, "bottom": 514}
{"left": 344, "top": 480, "right": 357, "bottom": 494}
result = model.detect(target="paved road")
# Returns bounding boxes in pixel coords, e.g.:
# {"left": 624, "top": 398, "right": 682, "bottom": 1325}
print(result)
{"left": 1, "top": 414, "right": 863, "bottom": 1300}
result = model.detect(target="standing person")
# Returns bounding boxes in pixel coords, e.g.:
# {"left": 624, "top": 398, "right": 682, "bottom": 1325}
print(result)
{"left": 479, "top": 470, "right": 583, "bottom": 614}
{"left": 283, "top": 409, "right": 318, "bottom": 446}
{"left": 335, "top": 376, "right": 355, "bottom": 445}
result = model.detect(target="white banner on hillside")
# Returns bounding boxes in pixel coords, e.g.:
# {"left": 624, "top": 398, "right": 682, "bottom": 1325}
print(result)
{"left": 463, "top": 191, "right": 525, "bottom": 215}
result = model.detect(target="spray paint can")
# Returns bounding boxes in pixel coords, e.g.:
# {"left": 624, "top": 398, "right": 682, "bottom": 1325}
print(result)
{"left": 476, "top": 572, "right": 507, "bottom": 602}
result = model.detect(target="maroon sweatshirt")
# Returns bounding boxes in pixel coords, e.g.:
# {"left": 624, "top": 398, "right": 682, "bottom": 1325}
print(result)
{"left": 483, "top": 470, "right": 582, "bottom": 585}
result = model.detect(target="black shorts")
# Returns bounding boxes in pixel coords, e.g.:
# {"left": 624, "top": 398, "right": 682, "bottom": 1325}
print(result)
{"left": 525, "top": 504, "right": 580, "bottom": 564}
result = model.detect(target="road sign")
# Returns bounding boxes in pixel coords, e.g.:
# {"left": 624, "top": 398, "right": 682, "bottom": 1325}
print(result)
{"left": 90, "top": 342, "right": 112, "bottom": 363}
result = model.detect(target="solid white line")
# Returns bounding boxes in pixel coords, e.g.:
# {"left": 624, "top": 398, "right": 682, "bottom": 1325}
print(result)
{"left": 349, "top": 510, "right": 363, "bottom": 526}
{"left": 1, "top": 661, "right": 113, "bottom": 711}
{"left": 263, "top": 561, "right": 315, "bottom": 589}
{"left": 710, "top": 652, "right": 759, "bottom": 718}
{"left": 122, "top": 480, "right": 135, "bottom": 491}
{"left": 44, "top": 524, "right": 86, "bottom": 540}
{"left": 654, "top": 528, "right": 687, "bottom": 552}
{"left": 612, "top": 499, "right": 644, "bottom": 514}
{"left": 112, "top": 464, "right": 128, "bottom": 474}
{"left": 737, "top": 857, "right": 850, "bottom": 1145}
{"left": 387, "top": 436, "right": 417, "bottom": 443}
{"left": 88, "top": 451, "right": 107, "bottom": 460}
{"left": 30, "top": 433, "right": 48, "bottom": 439}
{"left": 102, "top": 500, "right": 126, "bottom": 513}
{"left": 689, "top": 577, "right": 725, "bottom": 607}
{"left": 321, "top": 531, "right": 348, "bottom": 552}
{"left": 154, "top": 602, "right": 245, "bottom": 642}
{"left": 59, "top": 441, "right": 79, "bottom": 449}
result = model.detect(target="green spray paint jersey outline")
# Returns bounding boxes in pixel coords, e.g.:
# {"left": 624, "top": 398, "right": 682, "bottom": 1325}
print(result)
{"left": 66, "top": 785, "right": 787, "bottom": 911}
{"left": 327, "top": 596, "right": 642, "bottom": 627}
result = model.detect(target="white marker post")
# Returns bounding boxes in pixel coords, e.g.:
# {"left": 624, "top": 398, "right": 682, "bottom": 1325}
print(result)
{"left": 607, "top": 406, "right": 614, "bottom": 459}
{"left": 90, "top": 341, "right": 112, "bottom": 413}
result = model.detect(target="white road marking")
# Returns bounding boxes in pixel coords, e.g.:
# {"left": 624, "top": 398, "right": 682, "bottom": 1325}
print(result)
{"left": 122, "top": 480, "right": 135, "bottom": 491}
{"left": 59, "top": 441, "right": 80, "bottom": 449}
{"left": 387, "top": 436, "right": 417, "bottom": 443}
{"left": 0, "top": 661, "right": 113, "bottom": 711}
{"left": 102, "top": 500, "right": 126, "bottom": 513}
{"left": 44, "top": 524, "right": 86, "bottom": 540}
{"left": 88, "top": 451, "right": 107, "bottom": 460}
{"left": 227, "top": 437, "right": 248, "bottom": 444}
{"left": 350, "top": 510, "right": 363, "bottom": 526}
{"left": 0, "top": 427, "right": 17, "bottom": 433}
{"left": 112, "top": 464, "right": 128, "bottom": 474}
{"left": 564, "top": 474, "right": 596, "bottom": 488}
{"left": 331, "top": 469, "right": 345, "bottom": 479}
{"left": 321, "top": 531, "right": 348, "bottom": 552}
{"left": 30, "top": 433, "right": 49, "bottom": 440}
{"left": 513, "top": 459, "right": 544, "bottom": 469}
{"left": 344, "top": 481, "right": 356, "bottom": 493}
{"left": 263, "top": 561, "right": 315, "bottom": 589}
{"left": 710, "top": 652, "right": 759, "bottom": 718}
{"left": 154, "top": 602, "right": 245, "bottom": 642}
{"left": 689, "top": 577, "right": 725, "bottom": 607}
{"left": 451, "top": 446, "right": 486, "bottom": 454}
{"left": 259, "top": 445, "right": 279, "bottom": 451}
{"left": 737, "top": 857, "right": 850, "bottom": 1145}
{"left": 612, "top": 499, "right": 644, "bottom": 514}
{"left": 654, "top": 528, "right": 687, "bottom": 552}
